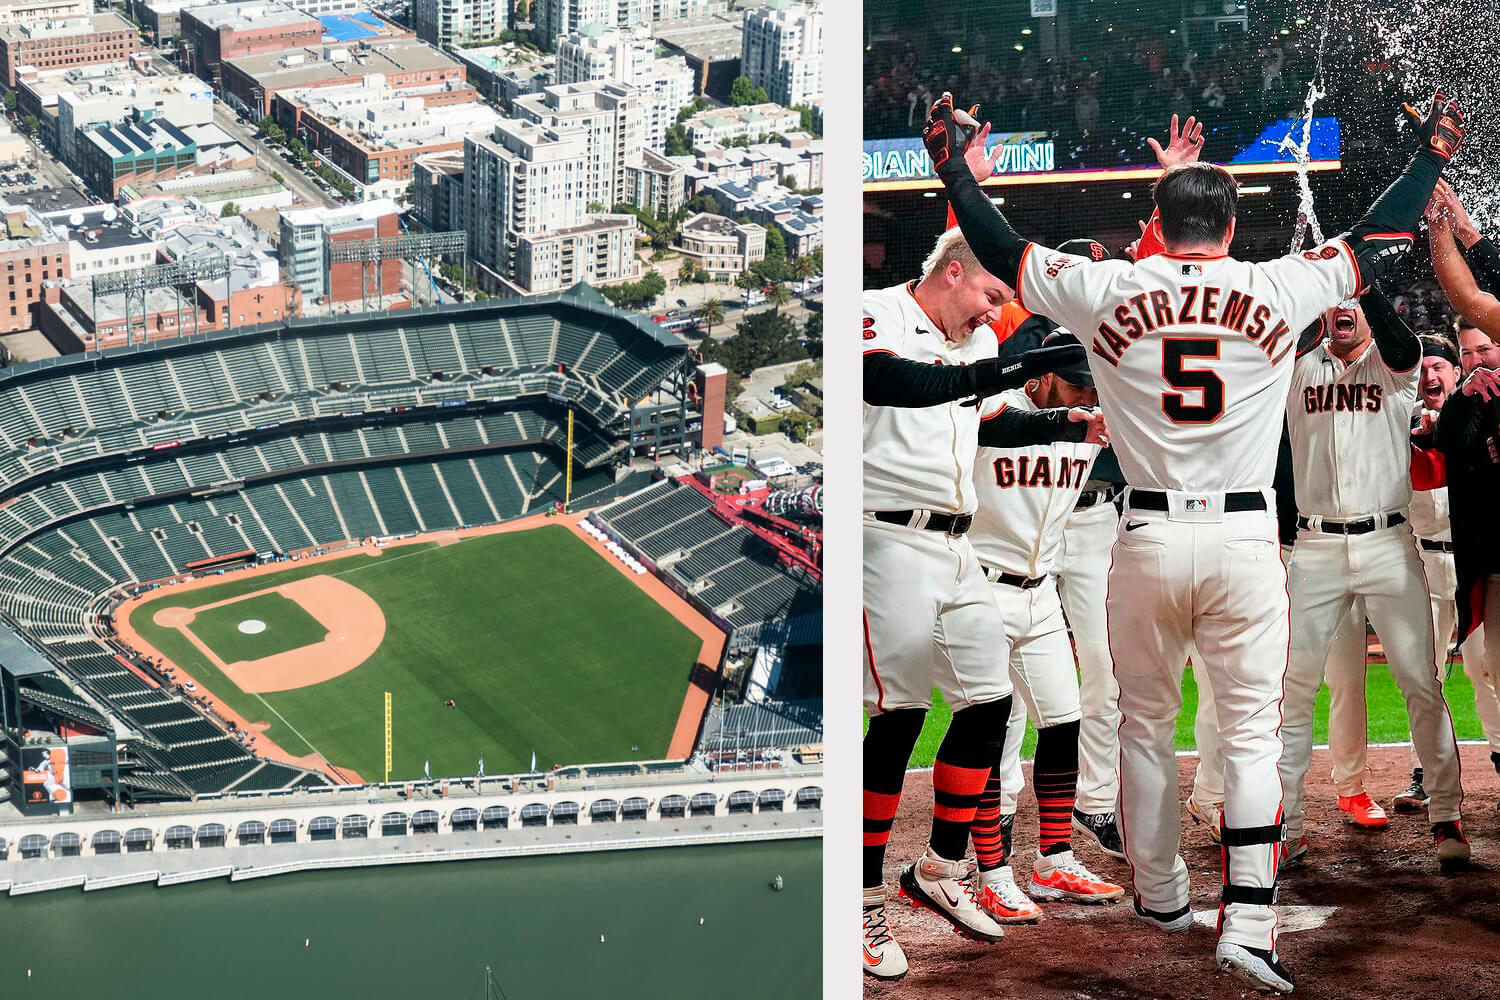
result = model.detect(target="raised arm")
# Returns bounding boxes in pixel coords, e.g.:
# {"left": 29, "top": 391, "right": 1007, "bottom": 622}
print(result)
{"left": 979, "top": 406, "right": 1108, "bottom": 447}
{"left": 1431, "top": 178, "right": 1500, "bottom": 294}
{"left": 1428, "top": 199, "right": 1500, "bottom": 337}
{"left": 1335, "top": 92, "right": 1465, "bottom": 287}
{"left": 1359, "top": 285, "right": 1421, "bottom": 372}
{"left": 863, "top": 341, "right": 1088, "bottom": 408}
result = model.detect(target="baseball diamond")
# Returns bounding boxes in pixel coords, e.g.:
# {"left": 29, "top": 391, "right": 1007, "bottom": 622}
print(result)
{"left": 118, "top": 523, "right": 707, "bottom": 782}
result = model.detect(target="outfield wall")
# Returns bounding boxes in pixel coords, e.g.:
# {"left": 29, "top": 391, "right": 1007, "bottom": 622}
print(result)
{"left": 0, "top": 765, "right": 822, "bottom": 893}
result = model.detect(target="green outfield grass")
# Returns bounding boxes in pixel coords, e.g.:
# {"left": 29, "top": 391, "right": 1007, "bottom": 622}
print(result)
{"left": 876, "top": 663, "right": 1486, "bottom": 768}
{"left": 129, "top": 527, "right": 703, "bottom": 780}
{"left": 188, "top": 592, "right": 328, "bottom": 662}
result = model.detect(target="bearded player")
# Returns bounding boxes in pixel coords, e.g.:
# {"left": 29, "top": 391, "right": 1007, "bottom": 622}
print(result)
{"left": 930, "top": 90, "right": 1465, "bottom": 992}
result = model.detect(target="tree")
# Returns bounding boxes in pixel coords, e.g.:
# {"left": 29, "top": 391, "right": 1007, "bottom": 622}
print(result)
{"left": 735, "top": 271, "right": 759, "bottom": 303}
{"left": 780, "top": 409, "right": 815, "bottom": 442}
{"left": 266, "top": 123, "right": 285, "bottom": 144}
{"left": 676, "top": 98, "right": 707, "bottom": 123}
{"left": 256, "top": 115, "right": 276, "bottom": 135}
{"left": 664, "top": 125, "right": 692, "bottom": 157}
{"left": 270, "top": 170, "right": 284, "bottom": 184}
{"left": 768, "top": 283, "right": 791, "bottom": 312}
{"left": 22, "top": 114, "right": 38, "bottom": 136}
{"left": 220, "top": 202, "right": 240, "bottom": 217}
{"left": 513, "top": 0, "right": 529, "bottom": 20}
{"left": 764, "top": 224, "right": 786, "bottom": 266}
{"left": 2, "top": 91, "right": 15, "bottom": 113}
{"left": 700, "top": 296, "right": 724, "bottom": 338}
{"left": 587, "top": 201, "right": 607, "bottom": 213}
{"left": 678, "top": 258, "right": 698, "bottom": 284}
{"left": 789, "top": 254, "right": 814, "bottom": 282}
{"left": 729, "top": 76, "right": 769, "bottom": 107}
{"left": 697, "top": 309, "right": 806, "bottom": 376}
{"left": 803, "top": 311, "right": 822, "bottom": 358}
{"left": 791, "top": 104, "right": 820, "bottom": 136}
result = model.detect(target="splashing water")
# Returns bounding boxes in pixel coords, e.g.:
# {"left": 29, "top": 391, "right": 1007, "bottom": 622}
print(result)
{"left": 1280, "top": 5, "right": 1333, "bottom": 253}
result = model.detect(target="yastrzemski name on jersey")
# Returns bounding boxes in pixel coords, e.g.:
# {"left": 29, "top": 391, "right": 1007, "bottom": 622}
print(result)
{"left": 863, "top": 282, "right": 1000, "bottom": 514}
{"left": 1011, "top": 240, "right": 1357, "bottom": 493}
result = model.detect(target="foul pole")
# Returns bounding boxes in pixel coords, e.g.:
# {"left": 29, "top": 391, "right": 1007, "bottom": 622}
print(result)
{"left": 384, "top": 691, "right": 392, "bottom": 784}
{"left": 565, "top": 409, "right": 574, "bottom": 511}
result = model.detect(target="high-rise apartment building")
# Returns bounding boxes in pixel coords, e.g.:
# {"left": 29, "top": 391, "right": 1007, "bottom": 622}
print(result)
{"left": 413, "top": 0, "right": 504, "bottom": 48}
{"left": 741, "top": 0, "right": 822, "bottom": 108}
{"left": 513, "top": 81, "right": 641, "bottom": 209}
{"left": 555, "top": 23, "right": 691, "bottom": 153}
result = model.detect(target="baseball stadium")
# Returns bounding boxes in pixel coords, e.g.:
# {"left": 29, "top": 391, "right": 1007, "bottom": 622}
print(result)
{"left": 865, "top": 0, "right": 1500, "bottom": 996}
{"left": 0, "top": 285, "right": 823, "bottom": 891}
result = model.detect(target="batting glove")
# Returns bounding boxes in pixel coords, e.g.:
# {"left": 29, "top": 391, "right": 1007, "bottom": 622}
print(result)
{"left": 1402, "top": 91, "right": 1465, "bottom": 161}
{"left": 923, "top": 92, "right": 982, "bottom": 174}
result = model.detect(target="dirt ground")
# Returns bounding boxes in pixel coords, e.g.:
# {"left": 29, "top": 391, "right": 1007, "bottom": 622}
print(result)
{"left": 870, "top": 744, "right": 1500, "bottom": 1000}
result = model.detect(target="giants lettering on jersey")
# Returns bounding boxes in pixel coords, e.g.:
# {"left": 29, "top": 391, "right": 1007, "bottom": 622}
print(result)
{"left": 1090, "top": 285, "right": 1293, "bottom": 366}
{"left": 992, "top": 455, "right": 1092, "bottom": 488}
{"left": 1302, "top": 383, "right": 1384, "bottom": 413}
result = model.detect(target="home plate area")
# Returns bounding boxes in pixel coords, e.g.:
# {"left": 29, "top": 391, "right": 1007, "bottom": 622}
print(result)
{"left": 870, "top": 745, "right": 1500, "bottom": 1000}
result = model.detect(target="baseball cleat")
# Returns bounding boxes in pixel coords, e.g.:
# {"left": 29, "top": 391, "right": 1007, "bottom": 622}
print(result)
{"left": 1337, "top": 792, "right": 1389, "bottom": 829}
{"left": 897, "top": 849, "right": 1006, "bottom": 943}
{"left": 1215, "top": 941, "right": 1296, "bottom": 993}
{"left": 1186, "top": 797, "right": 1224, "bottom": 843}
{"left": 1491, "top": 750, "right": 1500, "bottom": 776}
{"left": 974, "top": 865, "right": 1042, "bottom": 924}
{"left": 1071, "top": 808, "right": 1126, "bottom": 859}
{"left": 862, "top": 885, "right": 908, "bottom": 981}
{"left": 1392, "top": 768, "right": 1429, "bottom": 812}
{"left": 1433, "top": 820, "right": 1471, "bottom": 864}
{"left": 1131, "top": 897, "right": 1194, "bottom": 933}
{"left": 1279, "top": 835, "right": 1309, "bottom": 873}
{"left": 1028, "top": 849, "right": 1125, "bottom": 903}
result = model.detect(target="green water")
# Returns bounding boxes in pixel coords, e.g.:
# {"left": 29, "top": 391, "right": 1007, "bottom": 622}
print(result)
{"left": 0, "top": 840, "right": 822, "bottom": 998}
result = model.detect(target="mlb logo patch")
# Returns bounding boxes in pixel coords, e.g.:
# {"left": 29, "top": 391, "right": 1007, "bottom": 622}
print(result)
{"left": 1186, "top": 497, "right": 1210, "bottom": 511}
{"left": 1180, "top": 263, "right": 1203, "bottom": 277}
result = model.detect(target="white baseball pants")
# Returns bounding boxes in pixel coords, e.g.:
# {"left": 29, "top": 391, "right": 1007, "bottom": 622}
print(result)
{"left": 1425, "top": 549, "right": 1498, "bottom": 754}
{"left": 863, "top": 517, "right": 1012, "bottom": 714}
{"left": 1109, "top": 493, "right": 1285, "bottom": 953}
{"left": 988, "top": 578, "right": 1082, "bottom": 813}
{"left": 1316, "top": 601, "right": 1377, "bottom": 797}
{"left": 1281, "top": 523, "right": 1462, "bottom": 840}
{"left": 1058, "top": 499, "right": 1119, "bottom": 814}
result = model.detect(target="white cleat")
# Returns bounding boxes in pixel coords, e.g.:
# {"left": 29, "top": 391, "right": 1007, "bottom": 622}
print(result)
{"left": 897, "top": 848, "right": 1006, "bottom": 943}
{"left": 1186, "top": 797, "right": 1224, "bottom": 843}
{"left": 1215, "top": 941, "right": 1296, "bottom": 993}
{"left": 974, "top": 865, "right": 1042, "bottom": 924}
{"left": 862, "top": 885, "right": 908, "bottom": 981}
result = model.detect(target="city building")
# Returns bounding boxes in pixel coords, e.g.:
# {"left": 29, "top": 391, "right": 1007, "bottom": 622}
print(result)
{"left": 42, "top": 203, "right": 162, "bottom": 281}
{"left": 17, "top": 65, "right": 214, "bottom": 166}
{"left": 278, "top": 198, "right": 400, "bottom": 304}
{"left": 674, "top": 211, "right": 762, "bottom": 279}
{"left": 681, "top": 102, "right": 799, "bottom": 147}
{"left": 0, "top": 199, "right": 69, "bottom": 333}
{"left": 625, "top": 148, "right": 684, "bottom": 219}
{"left": 698, "top": 175, "right": 820, "bottom": 256}
{"left": 653, "top": 13, "right": 743, "bottom": 100}
{"left": 180, "top": 2, "right": 324, "bottom": 88}
{"left": 271, "top": 79, "right": 502, "bottom": 199}
{"left": 555, "top": 23, "right": 693, "bottom": 152}
{"left": 741, "top": 0, "right": 822, "bottom": 109}
{"left": 221, "top": 37, "right": 466, "bottom": 117}
{"left": 0, "top": 13, "right": 145, "bottom": 88}
{"left": 514, "top": 81, "right": 642, "bottom": 209}
{"left": 647, "top": 0, "right": 728, "bottom": 22}
{"left": 0, "top": 116, "right": 26, "bottom": 163}
{"left": 516, "top": 214, "right": 636, "bottom": 295}
{"left": 410, "top": 149, "right": 463, "bottom": 233}
{"left": 413, "top": 0, "right": 503, "bottom": 48}
{"left": 531, "top": 0, "right": 642, "bottom": 50}
{"left": 0, "top": 0, "right": 89, "bottom": 26}
{"left": 127, "top": 0, "right": 218, "bottom": 45}
{"left": 76, "top": 118, "right": 257, "bottom": 199}
{"left": 120, "top": 163, "right": 294, "bottom": 214}
{"left": 692, "top": 132, "right": 821, "bottom": 191}
{"left": 452, "top": 44, "right": 554, "bottom": 106}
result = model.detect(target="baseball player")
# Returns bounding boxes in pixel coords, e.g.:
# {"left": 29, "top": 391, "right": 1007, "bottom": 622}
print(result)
{"left": 1280, "top": 292, "right": 1468, "bottom": 865}
{"left": 862, "top": 226, "right": 1104, "bottom": 981}
{"left": 966, "top": 332, "right": 1125, "bottom": 925}
{"left": 930, "top": 89, "right": 1465, "bottom": 993}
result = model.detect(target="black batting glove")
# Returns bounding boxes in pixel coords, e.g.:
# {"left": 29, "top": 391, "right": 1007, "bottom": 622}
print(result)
{"left": 1019, "top": 341, "right": 1087, "bottom": 378}
{"left": 923, "top": 92, "right": 981, "bottom": 176}
{"left": 958, "top": 342, "right": 1088, "bottom": 407}
{"left": 1402, "top": 91, "right": 1465, "bottom": 161}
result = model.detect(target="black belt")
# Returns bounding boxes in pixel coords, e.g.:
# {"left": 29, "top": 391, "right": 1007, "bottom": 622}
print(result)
{"left": 1420, "top": 538, "right": 1454, "bottom": 553}
{"left": 985, "top": 568, "right": 1047, "bottom": 588}
{"left": 1129, "top": 489, "right": 1266, "bottom": 512}
{"left": 1074, "top": 485, "right": 1121, "bottom": 511}
{"left": 871, "top": 510, "right": 973, "bottom": 536}
{"left": 1296, "top": 512, "right": 1405, "bottom": 535}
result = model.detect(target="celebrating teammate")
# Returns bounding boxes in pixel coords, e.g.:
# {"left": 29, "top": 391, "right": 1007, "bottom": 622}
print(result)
{"left": 861, "top": 227, "right": 1106, "bottom": 981}
{"left": 928, "top": 88, "right": 1465, "bottom": 992}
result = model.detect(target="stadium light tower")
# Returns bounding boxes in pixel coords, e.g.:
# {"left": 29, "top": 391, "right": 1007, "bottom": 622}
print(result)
{"left": 89, "top": 251, "right": 233, "bottom": 344}
{"left": 326, "top": 230, "right": 467, "bottom": 312}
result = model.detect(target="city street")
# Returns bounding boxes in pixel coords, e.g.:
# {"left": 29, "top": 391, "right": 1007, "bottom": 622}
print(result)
{"left": 660, "top": 278, "right": 821, "bottom": 340}
{"left": 209, "top": 100, "right": 328, "bottom": 209}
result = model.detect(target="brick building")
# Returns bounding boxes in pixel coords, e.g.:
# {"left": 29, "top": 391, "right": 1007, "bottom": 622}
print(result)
{"left": 0, "top": 13, "right": 145, "bottom": 88}
{"left": 221, "top": 38, "right": 465, "bottom": 118}
{"left": 180, "top": 2, "right": 323, "bottom": 89}
{"left": 0, "top": 201, "right": 69, "bottom": 333}
{"left": 278, "top": 198, "right": 401, "bottom": 305}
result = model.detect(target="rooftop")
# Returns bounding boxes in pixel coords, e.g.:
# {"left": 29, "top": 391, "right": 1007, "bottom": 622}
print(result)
{"left": 683, "top": 211, "right": 753, "bottom": 237}
{"left": 183, "top": 1, "right": 318, "bottom": 33}
{"left": 1, "top": 11, "right": 134, "bottom": 40}
{"left": 225, "top": 37, "right": 461, "bottom": 89}
{"left": 281, "top": 196, "right": 398, "bottom": 228}
{"left": 41, "top": 204, "right": 157, "bottom": 251}
{"left": 85, "top": 118, "right": 197, "bottom": 159}
{"left": 653, "top": 14, "right": 746, "bottom": 61}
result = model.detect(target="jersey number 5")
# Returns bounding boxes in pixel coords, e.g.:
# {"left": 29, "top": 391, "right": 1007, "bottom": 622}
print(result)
{"left": 1161, "top": 338, "right": 1225, "bottom": 424}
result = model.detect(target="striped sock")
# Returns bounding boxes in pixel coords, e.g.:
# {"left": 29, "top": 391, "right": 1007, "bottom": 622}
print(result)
{"left": 863, "top": 708, "right": 926, "bottom": 887}
{"left": 930, "top": 697, "right": 1011, "bottom": 861}
{"left": 1033, "top": 720, "right": 1080, "bottom": 857}
{"left": 969, "top": 765, "right": 1007, "bottom": 871}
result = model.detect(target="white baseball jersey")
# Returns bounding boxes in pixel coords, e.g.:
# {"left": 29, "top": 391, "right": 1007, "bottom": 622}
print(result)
{"left": 863, "top": 282, "right": 1000, "bottom": 513}
{"left": 1015, "top": 241, "right": 1358, "bottom": 491}
{"left": 1407, "top": 405, "right": 1450, "bottom": 541}
{"left": 969, "top": 388, "right": 1101, "bottom": 577}
{"left": 1285, "top": 340, "right": 1419, "bottom": 518}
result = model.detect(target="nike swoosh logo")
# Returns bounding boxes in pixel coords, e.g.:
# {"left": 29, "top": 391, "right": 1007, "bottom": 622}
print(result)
{"left": 863, "top": 946, "right": 881, "bottom": 964}
{"left": 940, "top": 884, "right": 961, "bottom": 906}
{"left": 1125, "top": 521, "right": 1147, "bottom": 531}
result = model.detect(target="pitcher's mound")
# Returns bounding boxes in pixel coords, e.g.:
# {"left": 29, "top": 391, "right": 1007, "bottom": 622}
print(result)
{"left": 237, "top": 619, "right": 267, "bottom": 635}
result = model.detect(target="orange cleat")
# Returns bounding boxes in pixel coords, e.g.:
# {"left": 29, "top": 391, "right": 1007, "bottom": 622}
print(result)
{"left": 1027, "top": 850, "right": 1125, "bottom": 904}
{"left": 974, "top": 866, "right": 1042, "bottom": 924}
{"left": 1337, "top": 792, "right": 1390, "bottom": 829}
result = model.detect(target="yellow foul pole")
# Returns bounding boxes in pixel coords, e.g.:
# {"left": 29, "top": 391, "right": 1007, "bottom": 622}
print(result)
{"left": 384, "top": 691, "right": 392, "bottom": 784}
{"left": 565, "top": 409, "right": 574, "bottom": 511}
